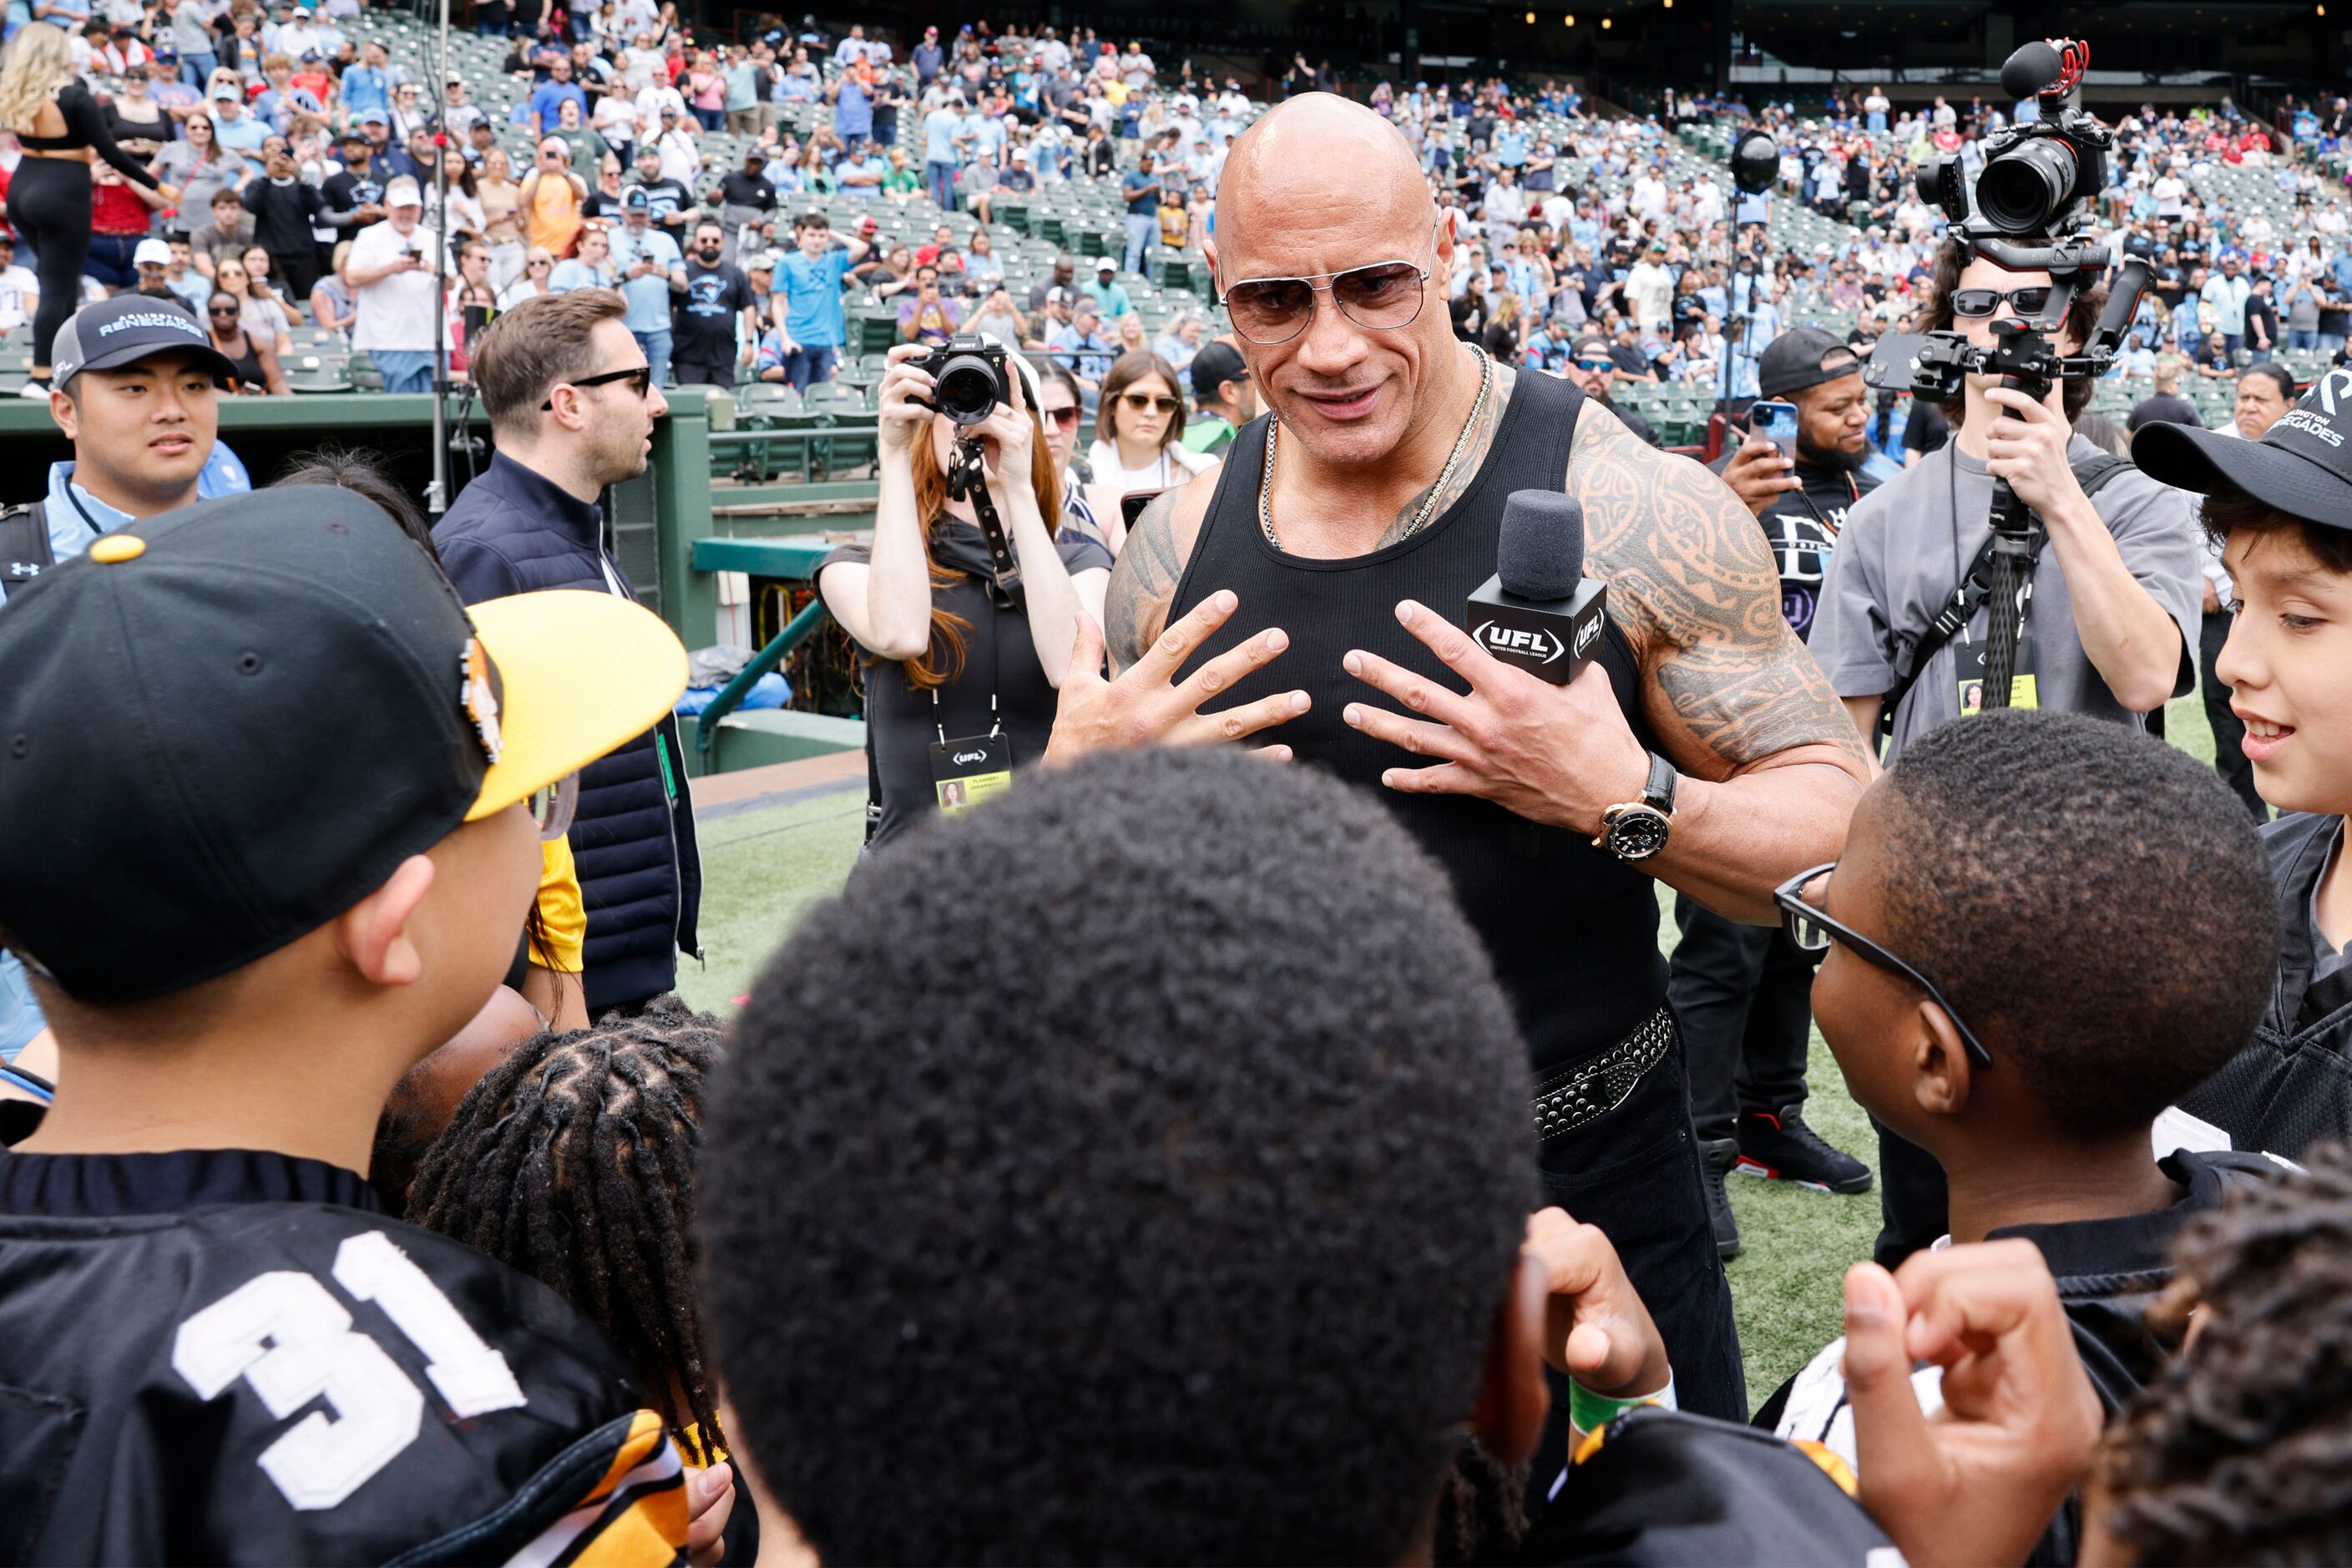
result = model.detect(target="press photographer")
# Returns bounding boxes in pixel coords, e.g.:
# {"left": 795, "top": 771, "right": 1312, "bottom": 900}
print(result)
{"left": 816, "top": 336, "right": 1111, "bottom": 848}
{"left": 1807, "top": 40, "right": 2203, "bottom": 1266}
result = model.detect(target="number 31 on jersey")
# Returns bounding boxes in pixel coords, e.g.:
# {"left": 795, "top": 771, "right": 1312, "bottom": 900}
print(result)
{"left": 170, "top": 1231, "right": 529, "bottom": 1511}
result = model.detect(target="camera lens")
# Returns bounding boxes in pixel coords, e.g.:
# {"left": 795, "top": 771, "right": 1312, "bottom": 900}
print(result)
{"left": 933, "top": 356, "right": 999, "bottom": 426}
{"left": 1976, "top": 137, "right": 2078, "bottom": 235}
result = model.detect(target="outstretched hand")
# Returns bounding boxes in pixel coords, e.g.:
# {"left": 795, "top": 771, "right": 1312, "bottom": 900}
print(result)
{"left": 1844, "top": 1240, "right": 2102, "bottom": 1568}
{"left": 1042, "top": 590, "right": 1307, "bottom": 766}
{"left": 1343, "top": 600, "right": 1649, "bottom": 837}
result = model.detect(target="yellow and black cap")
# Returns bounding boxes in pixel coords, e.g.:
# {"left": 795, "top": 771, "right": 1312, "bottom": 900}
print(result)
{"left": 0, "top": 487, "right": 686, "bottom": 1002}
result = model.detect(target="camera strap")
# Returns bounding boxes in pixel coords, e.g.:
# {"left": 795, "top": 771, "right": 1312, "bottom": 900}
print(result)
{"left": 948, "top": 437, "right": 1026, "bottom": 613}
{"left": 1878, "top": 452, "right": 2133, "bottom": 742}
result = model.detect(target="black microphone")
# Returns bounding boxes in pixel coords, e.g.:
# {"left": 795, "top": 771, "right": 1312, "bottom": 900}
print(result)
{"left": 1999, "top": 40, "right": 2065, "bottom": 102}
{"left": 1465, "top": 490, "right": 1608, "bottom": 685}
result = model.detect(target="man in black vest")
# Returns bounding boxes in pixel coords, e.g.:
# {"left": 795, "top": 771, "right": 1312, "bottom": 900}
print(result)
{"left": 431, "top": 289, "right": 702, "bottom": 1017}
{"left": 1673, "top": 327, "right": 1882, "bottom": 1260}
{"left": 1041, "top": 94, "right": 1872, "bottom": 1432}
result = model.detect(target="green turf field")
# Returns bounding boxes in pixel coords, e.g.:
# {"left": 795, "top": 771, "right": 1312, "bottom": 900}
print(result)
{"left": 677, "top": 690, "right": 2227, "bottom": 1410}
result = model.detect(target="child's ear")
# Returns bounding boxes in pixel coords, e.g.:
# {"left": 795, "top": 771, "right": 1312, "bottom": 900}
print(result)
{"left": 1911, "top": 998, "right": 1975, "bottom": 1117}
{"left": 1471, "top": 1248, "right": 1551, "bottom": 1469}
{"left": 332, "top": 853, "right": 438, "bottom": 989}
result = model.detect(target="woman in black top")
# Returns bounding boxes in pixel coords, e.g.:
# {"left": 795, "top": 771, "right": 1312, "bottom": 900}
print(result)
{"left": 817, "top": 344, "right": 1111, "bottom": 848}
{"left": 0, "top": 23, "right": 179, "bottom": 386}
{"left": 205, "top": 291, "right": 286, "bottom": 395}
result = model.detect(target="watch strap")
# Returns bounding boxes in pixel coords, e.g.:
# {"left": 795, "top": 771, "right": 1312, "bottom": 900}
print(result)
{"left": 1641, "top": 750, "right": 1677, "bottom": 816}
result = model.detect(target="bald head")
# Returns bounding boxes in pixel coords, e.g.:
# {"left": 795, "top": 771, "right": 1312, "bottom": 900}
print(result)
{"left": 1217, "top": 93, "right": 1432, "bottom": 268}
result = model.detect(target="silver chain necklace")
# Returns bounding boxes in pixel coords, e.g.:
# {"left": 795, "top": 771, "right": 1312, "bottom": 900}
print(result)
{"left": 1258, "top": 343, "right": 1495, "bottom": 552}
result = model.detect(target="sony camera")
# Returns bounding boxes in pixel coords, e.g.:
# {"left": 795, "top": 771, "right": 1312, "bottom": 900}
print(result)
{"left": 918, "top": 334, "right": 1010, "bottom": 427}
{"left": 1915, "top": 39, "right": 2107, "bottom": 241}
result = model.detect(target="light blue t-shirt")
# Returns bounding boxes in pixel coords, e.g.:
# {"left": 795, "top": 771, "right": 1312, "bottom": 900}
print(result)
{"left": 724, "top": 60, "right": 759, "bottom": 112}
{"left": 609, "top": 225, "right": 683, "bottom": 333}
{"left": 776, "top": 246, "right": 851, "bottom": 346}
{"left": 213, "top": 111, "right": 270, "bottom": 164}
{"left": 923, "top": 105, "right": 963, "bottom": 165}
{"left": 341, "top": 62, "right": 390, "bottom": 116}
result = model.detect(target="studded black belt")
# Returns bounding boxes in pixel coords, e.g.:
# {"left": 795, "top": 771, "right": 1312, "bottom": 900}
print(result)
{"left": 1530, "top": 1005, "right": 1675, "bottom": 1144}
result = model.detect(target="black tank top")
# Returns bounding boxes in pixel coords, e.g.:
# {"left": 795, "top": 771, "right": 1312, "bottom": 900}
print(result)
{"left": 1169, "top": 367, "right": 1665, "bottom": 1074}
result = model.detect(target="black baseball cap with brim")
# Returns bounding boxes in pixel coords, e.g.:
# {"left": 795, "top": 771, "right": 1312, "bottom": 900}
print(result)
{"left": 0, "top": 488, "right": 689, "bottom": 1004}
{"left": 1757, "top": 326, "right": 1861, "bottom": 400}
{"left": 50, "top": 295, "right": 240, "bottom": 388}
{"left": 1189, "top": 341, "right": 1246, "bottom": 401}
{"left": 2133, "top": 374, "right": 2352, "bottom": 534}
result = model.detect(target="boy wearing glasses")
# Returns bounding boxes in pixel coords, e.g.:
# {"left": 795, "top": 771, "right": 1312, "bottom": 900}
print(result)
{"left": 1809, "top": 240, "right": 2203, "bottom": 1264}
{"left": 1762, "top": 709, "right": 2278, "bottom": 1521}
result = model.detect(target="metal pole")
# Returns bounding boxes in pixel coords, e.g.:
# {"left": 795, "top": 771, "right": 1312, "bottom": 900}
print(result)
{"left": 425, "top": 0, "right": 453, "bottom": 514}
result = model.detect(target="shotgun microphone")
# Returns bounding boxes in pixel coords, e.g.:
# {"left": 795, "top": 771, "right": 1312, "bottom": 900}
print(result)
{"left": 1465, "top": 489, "right": 1608, "bottom": 685}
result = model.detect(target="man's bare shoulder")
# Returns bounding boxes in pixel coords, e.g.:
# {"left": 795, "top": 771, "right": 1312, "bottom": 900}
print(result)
{"left": 1103, "top": 473, "right": 1216, "bottom": 673}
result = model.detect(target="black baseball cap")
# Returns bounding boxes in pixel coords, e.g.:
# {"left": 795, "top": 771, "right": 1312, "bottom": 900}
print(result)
{"left": 50, "top": 294, "right": 239, "bottom": 388}
{"left": 1189, "top": 341, "right": 1246, "bottom": 401}
{"left": 1757, "top": 326, "right": 1861, "bottom": 399}
{"left": 0, "top": 488, "right": 688, "bottom": 1003}
{"left": 2134, "top": 371, "right": 2352, "bottom": 534}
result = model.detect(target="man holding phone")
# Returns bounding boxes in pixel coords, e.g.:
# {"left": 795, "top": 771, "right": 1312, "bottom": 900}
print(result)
{"left": 1676, "top": 326, "right": 1881, "bottom": 1259}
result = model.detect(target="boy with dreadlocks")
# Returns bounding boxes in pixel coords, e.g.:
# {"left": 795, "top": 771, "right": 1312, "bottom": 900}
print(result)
{"left": 405, "top": 999, "right": 758, "bottom": 1565}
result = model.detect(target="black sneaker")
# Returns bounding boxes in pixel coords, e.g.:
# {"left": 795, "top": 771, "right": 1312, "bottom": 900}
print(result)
{"left": 1734, "top": 1105, "right": 1874, "bottom": 1195}
{"left": 1698, "top": 1137, "right": 1743, "bottom": 1259}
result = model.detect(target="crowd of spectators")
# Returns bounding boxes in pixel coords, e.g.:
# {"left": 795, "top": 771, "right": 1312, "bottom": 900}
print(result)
{"left": 6, "top": 0, "right": 2352, "bottom": 449}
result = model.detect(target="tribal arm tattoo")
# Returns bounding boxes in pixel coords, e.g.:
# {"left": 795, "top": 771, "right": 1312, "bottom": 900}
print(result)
{"left": 1103, "top": 483, "right": 1196, "bottom": 675}
{"left": 1571, "top": 405, "right": 1873, "bottom": 776}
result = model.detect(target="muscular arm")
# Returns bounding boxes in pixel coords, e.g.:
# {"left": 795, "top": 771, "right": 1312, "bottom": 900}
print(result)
{"left": 1572, "top": 407, "right": 1872, "bottom": 921}
{"left": 1102, "top": 477, "right": 1211, "bottom": 674}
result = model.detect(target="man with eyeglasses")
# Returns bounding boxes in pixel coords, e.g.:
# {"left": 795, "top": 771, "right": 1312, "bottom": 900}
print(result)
{"left": 430, "top": 290, "right": 701, "bottom": 1021}
{"left": 1807, "top": 236, "right": 2203, "bottom": 1267}
{"left": 1044, "top": 94, "right": 1876, "bottom": 1432}
{"left": 1560, "top": 333, "right": 1661, "bottom": 448}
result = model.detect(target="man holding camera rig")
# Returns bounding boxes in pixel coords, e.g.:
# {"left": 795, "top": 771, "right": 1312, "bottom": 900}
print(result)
{"left": 1808, "top": 44, "right": 2204, "bottom": 1267}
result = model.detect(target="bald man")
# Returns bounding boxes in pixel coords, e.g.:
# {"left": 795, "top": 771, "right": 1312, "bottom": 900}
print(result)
{"left": 1044, "top": 96, "right": 1872, "bottom": 1429}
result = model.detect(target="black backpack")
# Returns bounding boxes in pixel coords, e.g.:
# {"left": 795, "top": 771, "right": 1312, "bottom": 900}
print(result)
{"left": 1, "top": 501, "right": 52, "bottom": 601}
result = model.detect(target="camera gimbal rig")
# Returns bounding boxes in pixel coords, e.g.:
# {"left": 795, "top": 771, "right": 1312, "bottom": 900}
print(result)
{"left": 1864, "top": 38, "right": 2152, "bottom": 715}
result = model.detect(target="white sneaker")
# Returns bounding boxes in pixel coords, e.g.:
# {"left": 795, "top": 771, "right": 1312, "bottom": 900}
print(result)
{"left": 16, "top": 379, "right": 50, "bottom": 399}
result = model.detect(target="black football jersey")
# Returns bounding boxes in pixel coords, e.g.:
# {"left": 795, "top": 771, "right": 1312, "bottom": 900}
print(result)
{"left": 0, "top": 1201, "right": 690, "bottom": 1565}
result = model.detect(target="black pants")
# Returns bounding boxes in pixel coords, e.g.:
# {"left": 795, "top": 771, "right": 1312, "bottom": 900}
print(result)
{"left": 2202, "top": 610, "right": 2267, "bottom": 820}
{"left": 11, "top": 156, "right": 93, "bottom": 371}
{"left": 675, "top": 360, "right": 736, "bottom": 389}
{"left": 1666, "top": 896, "right": 1815, "bottom": 1142}
{"left": 1530, "top": 1012, "right": 1747, "bottom": 1482}
{"left": 271, "top": 247, "right": 324, "bottom": 308}
{"left": 1872, "top": 1119, "right": 1948, "bottom": 1269}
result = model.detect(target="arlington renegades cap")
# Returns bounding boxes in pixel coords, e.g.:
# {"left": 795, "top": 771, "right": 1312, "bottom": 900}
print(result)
{"left": 2132, "top": 367, "right": 2352, "bottom": 534}
{"left": 50, "top": 294, "right": 240, "bottom": 388}
{"left": 0, "top": 488, "right": 687, "bottom": 1003}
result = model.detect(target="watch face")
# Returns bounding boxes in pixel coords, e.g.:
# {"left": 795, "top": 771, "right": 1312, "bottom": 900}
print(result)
{"left": 1606, "top": 806, "right": 1671, "bottom": 862}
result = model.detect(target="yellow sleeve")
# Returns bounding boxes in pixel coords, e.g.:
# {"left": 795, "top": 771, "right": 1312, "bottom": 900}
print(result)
{"left": 530, "top": 835, "right": 587, "bottom": 974}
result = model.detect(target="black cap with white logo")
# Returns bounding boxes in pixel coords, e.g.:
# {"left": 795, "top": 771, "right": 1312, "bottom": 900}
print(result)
{"left": 2133, "top": 369, "right": 2352, "bottom": 534}
{"left": 50, "top": 294, "right": 239, "bottom": 388}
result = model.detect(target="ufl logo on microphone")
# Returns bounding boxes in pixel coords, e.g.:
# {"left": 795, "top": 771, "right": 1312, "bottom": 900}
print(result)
{"left": 1474, "top": 620, "right": 1566, "bottom": 665}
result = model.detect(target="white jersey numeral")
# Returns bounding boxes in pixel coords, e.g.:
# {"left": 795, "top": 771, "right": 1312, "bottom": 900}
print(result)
{"left": 169, "top": 1232, "right": 528, "bottom": 1510}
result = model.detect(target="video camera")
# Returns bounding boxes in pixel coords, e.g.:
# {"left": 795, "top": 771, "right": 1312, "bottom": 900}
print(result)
{"left": 1863, "top": 38, "right": 2154, "bottom": 721}
{"left": 1865, "top": 38, "right": 2150, "bottom": 408}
